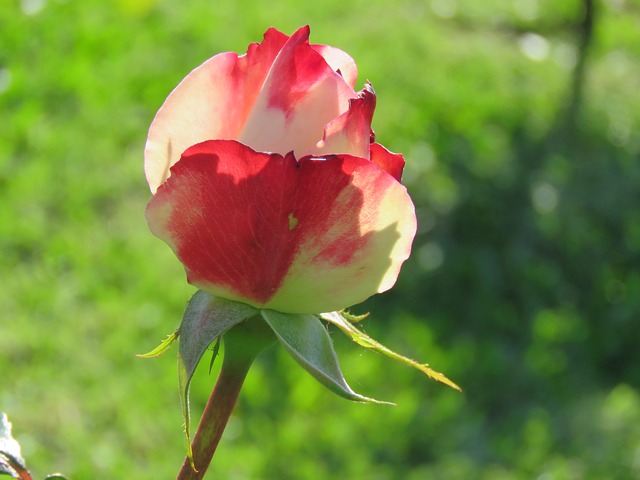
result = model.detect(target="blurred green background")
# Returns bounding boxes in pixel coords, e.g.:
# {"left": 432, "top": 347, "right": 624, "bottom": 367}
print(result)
{"left": 2, "top": 0, "right": 639, "bottom": 478}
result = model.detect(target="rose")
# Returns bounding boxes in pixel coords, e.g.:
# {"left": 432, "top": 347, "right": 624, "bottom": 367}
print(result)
{"left": 144, "top": 26, "right": 416, "bottom": 314}
{"left": 141, "top": 29, "right": 455, "bottom": 477}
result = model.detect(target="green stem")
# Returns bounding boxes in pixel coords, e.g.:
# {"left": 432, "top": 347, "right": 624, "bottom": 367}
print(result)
{"left": 176, "top": 317, "right": 274, "bottom": 480}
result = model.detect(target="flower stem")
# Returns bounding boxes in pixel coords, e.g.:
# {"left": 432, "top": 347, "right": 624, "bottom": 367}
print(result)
{"left": 176, "top": 317, "right": 274, "bottom": 480}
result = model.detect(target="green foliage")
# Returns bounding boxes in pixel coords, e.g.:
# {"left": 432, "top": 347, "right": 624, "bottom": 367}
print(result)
{"left": 1, "top": 0, "right": 639, "bottom": 478}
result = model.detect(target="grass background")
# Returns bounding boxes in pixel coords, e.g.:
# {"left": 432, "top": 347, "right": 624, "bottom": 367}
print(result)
{"left": 2, "top": 0, "right": 640, "bottom": 478}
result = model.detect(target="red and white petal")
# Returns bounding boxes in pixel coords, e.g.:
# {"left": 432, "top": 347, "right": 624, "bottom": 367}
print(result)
{"left": 144, "top": 28, "right": 288, "bottom": 193}
{"left": 238, "top": 26, "right": 357, "bottom": 158}
{"left": 146, "top": 140, "right": 416, "bottom": 314}
{"left": 146, "top": 140, "right": 300, "bottom": 307}
{"left": 266, "top": 154, "right": 416, "bottom": 313}
{"left": 369, "top": 142, "right": 406, "bottom": 182}
{"left": 312, "top": 83, "right": 376, "bottom": 159}
{"left": 312, "top": 43, "right": 358, "bottom": 88}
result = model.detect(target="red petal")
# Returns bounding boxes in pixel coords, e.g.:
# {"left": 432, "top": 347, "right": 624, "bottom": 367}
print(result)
{"left": 312, "top": 83, "right": 376, "bottom": 159}
{"left": 369, "top": 142, "right": 406, "bottom": 182}
{"left": 144, "top": 27, "right": 288, "bottom": 193}
{"left": 146, "top": 140, "right": 415, "bottom": 313}
{"left": 238, "top": 27, "right": 356, "bottom": 158}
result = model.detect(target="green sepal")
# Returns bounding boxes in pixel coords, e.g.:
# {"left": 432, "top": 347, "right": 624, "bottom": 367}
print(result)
{"left": 341, "top": 310, "right": 369, "bottom": 323}
{"left": 177, "top": 290, "right": 258, "bottom": 467}
{"left": 320, "top": 311, "right": 462, "bottom": 392}
{"left": 261, "top": 310, "right": 392, "bottom": 405}
{"left": 136, "top": 331, "right": 179, "bottom": 358}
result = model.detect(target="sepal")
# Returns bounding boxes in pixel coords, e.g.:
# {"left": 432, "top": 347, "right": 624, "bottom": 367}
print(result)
{"left": 341, "top": 310, "right": 369, "bottom": 323}
{"left": 261, "top": 310, "right": 391, "bottom": 405}
{"left": 176, "top": 291, "right": 258, "bottom": 463}
{"left": 137, "top": 331, "right": 178, "bottom": 358}
{"left": 321, "top": 311, "right": 461, "bottom": 391}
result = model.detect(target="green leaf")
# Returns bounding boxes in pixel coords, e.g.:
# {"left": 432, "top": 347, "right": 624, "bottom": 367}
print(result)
{"left": 261, "top": 310, "right": 392, "bottom": 405}
{"left": 320, "top": 311, "right": 462, "bottom": 392}
{"left": 136, "top": 331, "right": 178, "bottom": 358}
{"left": 1, "top": 412, "right": 28, "bottom": 479}
{"left": 177, "top": 291, "right": 258, "bottom": 465}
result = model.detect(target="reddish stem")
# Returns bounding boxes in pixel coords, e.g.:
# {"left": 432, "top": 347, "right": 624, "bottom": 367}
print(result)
{"left": 176, "top": 318, "right": 274, "bottom": 480}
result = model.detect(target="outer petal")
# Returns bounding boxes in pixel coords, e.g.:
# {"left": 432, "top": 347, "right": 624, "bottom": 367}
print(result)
{"left": 267, "top": 153, "right": 416, "bottom": 313}
{"left": 238, "top": 26, "right": 357, "bottom": 158}
{"left": 146, "top": 140, "right": 416, "bottom": 314}
{"left": 369, "top": 142, "right": 406, "bottom": 182}
{"left": 312, "top": 83, "right": 376, "bottom": 159}
{"left": 144, "top": 27, "right": 288, "bottom": 193}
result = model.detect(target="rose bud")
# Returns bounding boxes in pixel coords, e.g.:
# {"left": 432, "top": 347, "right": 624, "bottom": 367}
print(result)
{"left": 145, "top": 26, "right": 416, "bottom": 314}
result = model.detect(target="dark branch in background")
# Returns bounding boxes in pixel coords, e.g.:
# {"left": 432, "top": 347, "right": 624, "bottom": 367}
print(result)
{"left": 564, "top": 0, "right": 596, "bottom": 129}
{"left": 441, "top": 0, "right": 596, "bottom": 132}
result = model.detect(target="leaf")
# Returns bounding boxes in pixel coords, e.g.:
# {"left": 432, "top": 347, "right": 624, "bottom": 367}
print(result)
{"left": 1, "top": 412, "right": 29, "bottom": 479}
{"left": 136, "top": 331, "right": 179, "bottom": 358}
{"left": 177, "top": 290, "right": 258, "bottom": 464}
{"left": 261, "top": 310, "right": 392, "bottom": 405}
{"left": 320, "top": 311, "right": 462, "bottom": 392}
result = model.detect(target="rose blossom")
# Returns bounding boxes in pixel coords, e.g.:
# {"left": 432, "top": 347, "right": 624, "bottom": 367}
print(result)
{"left": 144, "top": 26, "right": 416, "bottom": 314}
